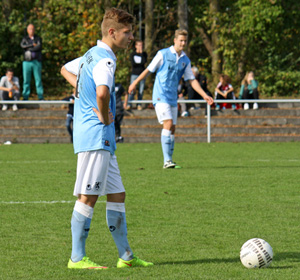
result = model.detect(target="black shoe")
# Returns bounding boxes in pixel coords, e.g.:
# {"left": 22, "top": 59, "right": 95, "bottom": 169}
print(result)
{"left": 116, "top": 136, "right": 124, "bottom": 143}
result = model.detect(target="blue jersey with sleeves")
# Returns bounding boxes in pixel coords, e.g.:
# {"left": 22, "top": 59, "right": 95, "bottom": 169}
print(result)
{"left": 152, "top": 47, "right": 190, "bottom": 107}
{"left": 73, "top": 44, "right": 116, "bottom": 155}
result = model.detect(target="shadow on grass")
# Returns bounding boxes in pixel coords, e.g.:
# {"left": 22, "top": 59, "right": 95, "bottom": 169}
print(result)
{"left": 158, "top": 252, "right": 300, "bottom": 268}
{"left": 158, "top": 257, "right": 239, "bottom": 266}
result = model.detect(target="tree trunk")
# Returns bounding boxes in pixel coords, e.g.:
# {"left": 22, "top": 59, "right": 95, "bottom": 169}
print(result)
{"left": 210, "top": 0, "right": 222, "bottom": 87}
{"left": 178, "top": 0, "right": 188, "bottom": 31}
{"left": 145, "top": 0, "right": 154, "bottom": 57}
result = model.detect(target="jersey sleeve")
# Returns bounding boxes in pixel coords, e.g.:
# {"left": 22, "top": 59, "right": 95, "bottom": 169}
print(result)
{"left": 64, "top": 57, "right": 82, "bottom": 75}
{"left": 183, "top": 62, "right": 195, "bottom": 81}
{"left": 147, "top": 51, "right": 163, "bottom": 73}
{"left": 92, "top": 58, "right": 115, "bottom": 92}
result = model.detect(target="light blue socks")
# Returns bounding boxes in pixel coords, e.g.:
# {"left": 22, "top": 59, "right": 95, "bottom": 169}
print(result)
{"left": 161, "top": 129, "right": 172, "bottom": 163}
{"left": 170, "top": 134, "right": 175, "bottom": 158}
{"left": 106, "top": 202, "right": 133, "bottom": 261}
{"left": 71, "top": 201, "right": 93, "bottom": 262}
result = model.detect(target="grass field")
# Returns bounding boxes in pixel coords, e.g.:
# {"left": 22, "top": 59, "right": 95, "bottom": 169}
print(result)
{"left": 0, "top": 142, "right": 299, "bottom": 280}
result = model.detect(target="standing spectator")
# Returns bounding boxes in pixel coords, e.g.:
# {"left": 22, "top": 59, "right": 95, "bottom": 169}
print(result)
{"left": 129, "top": 29, "right": 214, "bottom": 169}
{"left": 239, "top": 71, "right": 259, "bottom": 110}
{"left": 20, "top": 23, "right": 44, "bottom": 100}
{"left": 215, "top": 74, "right": 235, "bottom": 110}
{"left": 62, "top": 91, "right": 75, "bottom": 143}
{"left": 129, "top": 40, "right": 147, "bottom": 110}
{"left": 61, "top": 8, "right": 153, "bottom": 269}
{"left": 115, "top": 82, "right": 129, "bottom": 143}
{"left": 177, "top": 78, "right": 188, "bottom": 117}
{"left": 186, "top": 66, "right": 213, "bottom": 113}
{"left": 0, "top": 68, "right": 20, "bottom": 111}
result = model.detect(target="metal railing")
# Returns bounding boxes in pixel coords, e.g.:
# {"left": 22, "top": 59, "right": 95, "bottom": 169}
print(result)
{"left": 1, "top": 99, "right": 300, "bottom": 143}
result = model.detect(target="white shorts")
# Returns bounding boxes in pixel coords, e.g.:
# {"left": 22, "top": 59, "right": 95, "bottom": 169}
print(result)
{"left": 155, "top": 103, "right": 178, "bottom": 125}
{"left": 73, "top": 150, "right": 125, "bottom": 197}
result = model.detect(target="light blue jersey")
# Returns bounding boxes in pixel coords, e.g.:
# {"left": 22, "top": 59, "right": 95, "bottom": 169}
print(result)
{"left": 66, "top": 41, "right": 117, "bottom": 155}
{"left": 150, "top": 47, "right": 191, "bottom": 107}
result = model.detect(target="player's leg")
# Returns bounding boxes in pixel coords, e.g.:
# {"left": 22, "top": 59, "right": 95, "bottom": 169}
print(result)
{"left": 169, "top": 105, "right": 178, "bottom": 161}
{"left": 68, "top": 150, "right": 110, "bottom": 270}
{"left": 105, "top": 155, "right": 153, "bottom": 268}
{"left": 155, "top": 103, "right": 177, "bottom": 168}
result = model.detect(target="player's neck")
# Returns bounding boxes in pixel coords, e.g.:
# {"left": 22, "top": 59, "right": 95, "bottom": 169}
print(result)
{"left": 173, "top": 46, "right": 182, "bottom": 56}
{"left": 101, "top": 38, "right": 117, "bottom": 53}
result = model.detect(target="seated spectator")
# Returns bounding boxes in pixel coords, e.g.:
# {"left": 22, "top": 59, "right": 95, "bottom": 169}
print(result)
{"left": 61, "top": 90, "right": 75, "bottom": 143}
{"left": 177, "top": 78, "right": 188, "bottom": 117}
{"left": 115, "top": 82, "right": 129, "bottom": 143}
{"left": 186, "top": 66, "right": 213, "bottom": 112}
{"left": 215, "top": 74, "right": 235, "bottom": 110}
{"left": 239, "top": 71, "right": 259, "bottom": 110}
{"left": 0, "top": 68, "right": 20, "bottom": 111}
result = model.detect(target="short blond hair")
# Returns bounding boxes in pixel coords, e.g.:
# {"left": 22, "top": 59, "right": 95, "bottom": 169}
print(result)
{"left": 101, "top": 8, "right": 134, "bottom": 37}
{"left": 175, "top": 29, "right": 188, "bottom": 38}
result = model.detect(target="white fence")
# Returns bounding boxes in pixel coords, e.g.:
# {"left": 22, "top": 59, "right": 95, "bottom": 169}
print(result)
{"left": 1, "top": 99, "right": 300, "bottom": 143}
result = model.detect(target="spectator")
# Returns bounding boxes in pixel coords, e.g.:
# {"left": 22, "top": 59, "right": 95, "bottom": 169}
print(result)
{"left": 20, "top": 23, "right": 44, "bottom": 100}
{"left": 187, "top": 66, "right": 213, "bottom": 114}
{"left": 61, "top": 91, "right": 75, "bottom": 143}
{"left": 115, "top": 82, "right": 129, "bottom": 143}
{"left": 0, "top": 68, "right": 20, "bottom": 111}
{"left": 239, "top": 71, "right": 259, "bottom": 110}
{"left": 129, "top": 40, "right": 147, "bottom": 110}
{"left": 215, "top": 74, "right": 236, "bottom": 110}
{"left": 177, "top": 78, "right": 189, "bottom": 117}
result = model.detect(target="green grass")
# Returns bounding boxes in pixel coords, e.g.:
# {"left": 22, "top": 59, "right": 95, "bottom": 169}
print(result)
{"left": 0, "top": 142, "right": 299, "bottom": 280}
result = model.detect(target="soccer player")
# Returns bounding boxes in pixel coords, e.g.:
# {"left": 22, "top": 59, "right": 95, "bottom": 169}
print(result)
{"left": 129, "top": 29, "right": 214, "bottom": 168}
{"left": 61, "top": 8, "right": 153, "bottom": 270}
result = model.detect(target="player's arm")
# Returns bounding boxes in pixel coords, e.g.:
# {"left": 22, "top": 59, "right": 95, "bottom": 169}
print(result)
{"left": 128, "top": 68, "right": 150, "bottom": 93}
{"left": 128, "top": 51, "right": 162, "bottom": 93}
{"left": 92, "top": 85, "right": 114, "bottom": 125}
{"left": 123, "top": 89, "right": 129, "bottom": 109}
{"left": 61, "top": 57, "right": 82, "bottom": 88}
{"left": 61, "top": 66, "right": 77, "bottom": 88}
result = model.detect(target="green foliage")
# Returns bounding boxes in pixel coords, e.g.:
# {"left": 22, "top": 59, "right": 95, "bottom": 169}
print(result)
{"left": 259, "top": 71, "right": 300, "bottom": 97}
{"left": 0, "top": 0, "right": 299, "bottom": 98}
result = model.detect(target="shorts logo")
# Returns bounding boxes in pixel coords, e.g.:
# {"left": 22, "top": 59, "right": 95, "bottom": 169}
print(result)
{"left": 94, "top": 181, "right": 101, "bottom": 191}
{"left": 86, "top": 184, "right": 92, "bottom": 191}
{"left": 105, "top": 140, "right": 110, "bottom": 147}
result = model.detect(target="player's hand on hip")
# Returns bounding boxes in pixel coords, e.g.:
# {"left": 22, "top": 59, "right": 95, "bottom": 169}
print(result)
{"left": 93, "top": 108, "right": 114, "bottom": 125}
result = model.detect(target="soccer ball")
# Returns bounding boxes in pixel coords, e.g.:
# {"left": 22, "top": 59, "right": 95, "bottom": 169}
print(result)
{"left": 240, "top": 238, "right": 273, "bottom": 268}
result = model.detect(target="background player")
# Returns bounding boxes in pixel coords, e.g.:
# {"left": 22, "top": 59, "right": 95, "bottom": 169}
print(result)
{"left": 61, "top": 7, "right": 153, "bottom": 269}
{"left": 129, "top": 29, "right": 214, "bottom": 168}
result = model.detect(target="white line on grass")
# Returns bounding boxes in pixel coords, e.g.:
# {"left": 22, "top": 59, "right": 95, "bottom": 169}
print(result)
{"left": 0, "top": 200, "right": 106, "bottom": 205}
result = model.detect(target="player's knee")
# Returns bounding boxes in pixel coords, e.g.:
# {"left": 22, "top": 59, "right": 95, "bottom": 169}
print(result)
{"left": 107, "top": 192, "right": 126, "bottom": 203}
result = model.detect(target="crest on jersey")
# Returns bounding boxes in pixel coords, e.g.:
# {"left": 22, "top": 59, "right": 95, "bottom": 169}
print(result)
{"left": 106, "top": 61, "right": 113, "bottom": 68}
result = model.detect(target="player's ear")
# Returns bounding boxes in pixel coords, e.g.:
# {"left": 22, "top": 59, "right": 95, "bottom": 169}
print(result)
{"left": 108, "top": 28, "right": 116, "bottom": 39}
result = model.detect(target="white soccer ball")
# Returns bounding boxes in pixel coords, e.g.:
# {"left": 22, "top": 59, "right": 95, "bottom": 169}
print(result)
{"left": 240, "top": 238, "right": 273, "bottom": 268}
